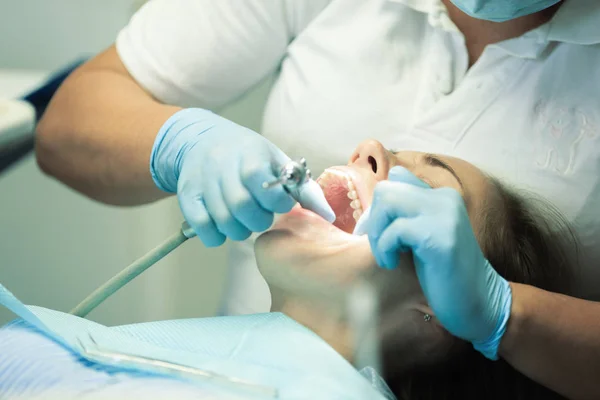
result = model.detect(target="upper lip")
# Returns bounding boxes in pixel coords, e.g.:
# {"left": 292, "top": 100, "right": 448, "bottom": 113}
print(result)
{"left": 325, "top": 166, "right": 371, "bottom": 209}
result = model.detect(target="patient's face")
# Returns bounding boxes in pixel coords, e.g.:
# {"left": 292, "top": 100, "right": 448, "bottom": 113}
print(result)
{"left": 256, "top": 139, "right": 490, "bottom": 277}
{"left": 255, "top": 139, "right": 493, "bottom": 363}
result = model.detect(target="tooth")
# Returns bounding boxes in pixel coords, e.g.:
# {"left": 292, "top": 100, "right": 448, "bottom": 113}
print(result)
{"left": 351, "top": 199, "right": 362, "bottom": 209}
{"left": 347, "top": 190, "right": 357, "bottom": 200}
{"left": 347, "top": 180, "right": 355, "bottom": 190}
{"left": 326, "top": 169, "right": 346, "bottom": 178}
{"left": 353, "top": 209, "right": 363, "bottom": 221}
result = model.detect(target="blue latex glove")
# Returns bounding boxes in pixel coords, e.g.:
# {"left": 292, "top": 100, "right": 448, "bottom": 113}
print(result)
{"left": 354, "top": 166, "right": 512, "bottom": 360}
{"left": 151, "top": 108, "right": 335, "bottom": 247}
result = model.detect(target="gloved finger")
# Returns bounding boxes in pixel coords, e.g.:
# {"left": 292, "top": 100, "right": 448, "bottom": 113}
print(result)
{"left": 387, "top": 166, "right": 431, "bottom": 188}
{"left": 178, "top": 181, "right": 225, "bottom": 247}
{"left": 296, "top": 180, "right": 336, "bottom": 222}
{"left": 240, "top": 158, "right": 295, "bottom": 214}
{"left": 202, "top": 171, "right": 252, "bottom": 241}
{"left": 368, "top": 180, "right": 430, "bottom": 233}
{"left": 355, "top": 168, "right": 429, "bottom": 236}
{"left": 366, "top": 181, "right": 430, "bottom": 265}
{"left": 221, "top": 162, "right": 274, "bottom": 232}
{"left": 352, "top": 206, "right": 371, "bottom": 236}
{"left": 268, "top": 142, "right": 294, "bottom": 171}
{"left": 375, "top": 218, "right": 421, "bottom": 269}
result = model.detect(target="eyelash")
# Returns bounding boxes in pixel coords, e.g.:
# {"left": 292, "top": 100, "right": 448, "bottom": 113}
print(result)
{"left": 388, "top": 152, "right": 442, "bottom": 188}
{"left": 424, "top": 155, "right": 445, "bottom": 169}
{"left": 416, "top": 174, "right": 436, "bottom": 188}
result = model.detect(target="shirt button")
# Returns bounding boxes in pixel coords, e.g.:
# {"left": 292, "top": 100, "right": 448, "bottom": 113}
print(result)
{"left": 436, "top": 75, "right": 453, "bottom": 95}
{"left": 439, "top": 85, "right": 452, "bottom": 95}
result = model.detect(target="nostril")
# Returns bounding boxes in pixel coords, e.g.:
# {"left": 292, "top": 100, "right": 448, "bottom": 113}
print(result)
{"left": 368, "top": 156, "right": 377, "bottom": 173}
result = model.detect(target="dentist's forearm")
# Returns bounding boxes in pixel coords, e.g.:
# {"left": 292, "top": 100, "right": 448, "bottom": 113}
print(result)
{"left": 36, "top": 45, "right": 181, "bottom": 205}
{"left": 499, "top": 283, "right": 600, "bottom": 400}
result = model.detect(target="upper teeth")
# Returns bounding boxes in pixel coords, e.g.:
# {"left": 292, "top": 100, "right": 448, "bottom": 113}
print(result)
{"left": 321, "top": 169, "right": 363, "bottom": 221}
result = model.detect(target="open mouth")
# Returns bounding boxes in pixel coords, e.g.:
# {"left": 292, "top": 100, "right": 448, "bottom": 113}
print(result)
{"left": 317, "top": 167, "right": 368, "bottom": 234}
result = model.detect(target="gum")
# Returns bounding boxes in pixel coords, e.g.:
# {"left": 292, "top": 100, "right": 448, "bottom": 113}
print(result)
{"left": 319, "top": 174, "right": 359, "bottom": 233}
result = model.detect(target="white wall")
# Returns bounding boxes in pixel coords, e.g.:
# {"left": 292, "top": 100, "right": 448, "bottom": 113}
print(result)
{"left": 0, "top": 0, "right": 136, "bottom": 70}
{"left": 0, "top": 0, "right": 273, "bottom": 326}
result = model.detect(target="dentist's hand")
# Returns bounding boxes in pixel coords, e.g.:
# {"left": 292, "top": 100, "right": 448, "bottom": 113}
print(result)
{"left": 354, "top": 166, "right": 512, "bottom": 360}
{"left": 151, "top": 108, "right": 334, "bottom": 247}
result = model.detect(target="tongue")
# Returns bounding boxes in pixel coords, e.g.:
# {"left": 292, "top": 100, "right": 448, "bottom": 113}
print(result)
{"left": 319, "top": 175, "right": 356, "bottom": 233}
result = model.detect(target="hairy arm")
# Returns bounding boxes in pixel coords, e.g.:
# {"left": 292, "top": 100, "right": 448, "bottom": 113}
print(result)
{"left": 36, "top": 45, "right": 181, "bottom": 205}
{"left": 500, "top": 283, "right": 600, "bottom": 400}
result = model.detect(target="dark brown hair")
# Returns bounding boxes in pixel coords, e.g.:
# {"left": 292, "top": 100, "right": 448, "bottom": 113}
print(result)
{"left": 383, "top": 178, "right": 578, "bottom": 400}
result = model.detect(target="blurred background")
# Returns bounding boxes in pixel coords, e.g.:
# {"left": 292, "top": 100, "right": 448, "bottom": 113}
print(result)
{"left": 0, "top": 0, "right": 273, "bottom": 325}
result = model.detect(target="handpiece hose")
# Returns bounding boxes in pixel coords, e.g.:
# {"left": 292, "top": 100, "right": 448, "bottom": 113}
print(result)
{"left": 70, "top": 158, "right": 324, "bottom": 318}
{"left": 70, "top": 223, "right": 196, "bottom": 318}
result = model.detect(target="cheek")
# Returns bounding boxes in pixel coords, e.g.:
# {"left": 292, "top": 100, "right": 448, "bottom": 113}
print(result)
{"left": 381, "top": 254, "right": 422, "bottom": 298}
{"left": 377, "top": 258, "right": 427, "bottom": 330}
{"left": 380, "top": 309, "right": 459, "bottom": 374}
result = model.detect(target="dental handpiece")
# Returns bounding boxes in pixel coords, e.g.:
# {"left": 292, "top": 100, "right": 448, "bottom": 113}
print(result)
{"left": 70, "top": 158, "right": 329, "bottom": 318}
{"left": 262, "top": 158, "right": 312, "bottom": 197}
{"left": 263, "top": 158, "right": 335, "bottom": 223}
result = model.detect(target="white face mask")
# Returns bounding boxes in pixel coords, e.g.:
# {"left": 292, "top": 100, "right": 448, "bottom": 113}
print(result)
{"left": 450, "top": 0, "right": 561, "bottom": 22}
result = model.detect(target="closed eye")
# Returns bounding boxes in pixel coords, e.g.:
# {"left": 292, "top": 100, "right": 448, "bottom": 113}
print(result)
{"left": 423, "top": 154, "right": 464, "bottom": 190}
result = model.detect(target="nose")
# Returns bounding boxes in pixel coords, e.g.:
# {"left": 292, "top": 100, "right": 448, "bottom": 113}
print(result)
{"left": 349, "top": 140, "right": 390, "bottom": 181}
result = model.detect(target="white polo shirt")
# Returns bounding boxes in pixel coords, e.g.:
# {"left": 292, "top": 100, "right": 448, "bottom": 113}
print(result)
{"left": 117, "top": 0, "right": 600, "bottom": 310}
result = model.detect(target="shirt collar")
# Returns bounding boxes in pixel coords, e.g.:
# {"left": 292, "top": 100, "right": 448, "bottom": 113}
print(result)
{"left": 387, "top": 0, "right": 439, "bottom": 14}
{"left": 388, "top": 0, "right": 600, "bottom": 59}
{"left": 492, "top": 0, "right": 600, "bottom": 58}
{"left": 388, "top": 0, "right": 460, "bottom": 31}
{"left": 546, "top": 0, "right": 600, "bottom": 45}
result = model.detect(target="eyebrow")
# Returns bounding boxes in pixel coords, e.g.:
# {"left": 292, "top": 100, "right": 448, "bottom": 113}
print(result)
{"left": 388, "top": 149, "right": 464, "bottom": 189}
{"left": 423, "top": 154, "right": 464, "bottom": 190}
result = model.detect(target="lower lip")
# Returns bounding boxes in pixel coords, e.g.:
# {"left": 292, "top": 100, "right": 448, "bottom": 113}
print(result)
{"left": 273, "top": 206, "right": 352, "bottom": 240}
{"left": 276, "top": 206, "right": 334, "bottom": 229}
{"left": 288, "top": 207, "right": 318, "bottom": 219}
{"left": 272, "top": 206, "right": 364, "bottom": 248}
